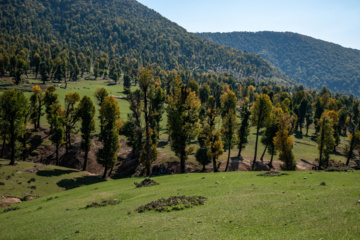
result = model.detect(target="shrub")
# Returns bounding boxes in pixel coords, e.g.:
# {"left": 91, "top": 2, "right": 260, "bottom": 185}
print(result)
{"left": 134, "top": 178, "right": 159, "bottom": 188}
{"left": 257, "top": 171, "right": 289, "bottom": 177}
{"left": 136, "top": 196, "right": 207, "bottom": 213}
{"left": 80, "top": 199, "right": 121, "bottom": 209}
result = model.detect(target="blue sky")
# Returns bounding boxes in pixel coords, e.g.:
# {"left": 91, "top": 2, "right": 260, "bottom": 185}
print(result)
{"left": 136, "top": 0, "right": 360, "bottom": 50}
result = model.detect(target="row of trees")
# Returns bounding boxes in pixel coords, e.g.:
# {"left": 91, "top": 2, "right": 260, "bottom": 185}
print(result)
{"left": 1, "top": 67, "right": 360, "bottom": 176}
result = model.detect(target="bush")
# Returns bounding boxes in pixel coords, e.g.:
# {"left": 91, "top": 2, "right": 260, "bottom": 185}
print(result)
{"left": 257, "top": 171, "right": 289, "bottom": 177}
{"left": 80, "top": 199, "right": 121, "bottom": 209}
{"left": 136, "top": 196, "right": 207, "bottom": 213}
{"left": 134, "top": 178, "right": 159, "bottom": 188}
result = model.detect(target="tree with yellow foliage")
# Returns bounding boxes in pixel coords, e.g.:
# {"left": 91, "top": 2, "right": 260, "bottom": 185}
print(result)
{"left": 250, "top": 94, "right": 272, "bottom": 170}
{"left": 167, "top": 76, "right": 201, "bottom": 173}
{"left": 273, "top": 112, "right": 296, "bottom": 170}
{"left": 317, "top": 115, "right": 335, "bottom": 169}
{"left": 201, "top": 96, "right": 224, "bottom": 172}
{"left": 97, "top": 96, "right": 122, "bottom": 178}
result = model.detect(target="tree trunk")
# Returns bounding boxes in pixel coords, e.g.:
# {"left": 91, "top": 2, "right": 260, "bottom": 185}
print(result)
{"left": 9, "top": 123, "right": 15, "bottom": 165}
{"left": 268, "top": 149, "right": 274, "bottom": 169}
{"left": 306, "top": 125, "right": 309, "bottom": 136}
{"left": 102, "top": 166, "right": 108, "bottom": 179}
{"left": 22, "top": 135, "right": 26, "bottom": 161}
{"left": 238, "top": 145, "right": 242, "bottom": 158}
{"left": 225, "top": 145, "right": 231, "bottom": 171}
{"left": 55, "top": 143, "right": 59, "bottom": 166}
{"left": 83, "top": 150, "right": 88, "bottom": 171}
{"left": 212, "top": 156, "right": 218, "bottom": 172}
{"left": 1, "top": 136, "right": 6, "bottom": 158}
{"left": 202, "top": 164, "right": 206, "bottom": 172}
{"left": 180, "top": 153, "right": 186, "bottom": 173}
{"left": 260, "top": 145, "right": 267, "bottom": 162}
{"left": 346, "top": 135, "right": 355, "bottom": 166}
{"left": 252, "top": 126, "right": 260, "bottom": 170}
{"left": 108, "top": 166, "right": 113, "bottom": 177}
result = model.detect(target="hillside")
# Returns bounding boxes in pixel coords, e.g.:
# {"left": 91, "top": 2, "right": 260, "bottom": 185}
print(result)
{"left": 0, "top": 159, "right": 104, "bottom": 208}
{"left": 197, "top": 31, "right": 360, "bottom": 95}
{"left": 0, "top": 0, "right": 286, "bottom": 81}
{"left": 1, "top": 171, "right": 359, "bottom": 239}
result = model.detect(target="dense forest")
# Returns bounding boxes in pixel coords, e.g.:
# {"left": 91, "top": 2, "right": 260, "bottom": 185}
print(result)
{"left": 197, "top": 31, "right": 360, "bottom": 95}
{"left": 0, "top": 0, "right": 288, "bottom": 82}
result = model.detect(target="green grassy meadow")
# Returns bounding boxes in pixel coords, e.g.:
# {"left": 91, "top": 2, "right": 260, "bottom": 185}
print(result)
{"left": 0, "top": 170, "right": 359, "bottom": 239}
{"left": 0, "top": 160, "right": 103, "bottom": 205}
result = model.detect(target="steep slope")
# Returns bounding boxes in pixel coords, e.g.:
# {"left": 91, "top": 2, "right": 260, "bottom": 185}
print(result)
{"left": 0, "top": 0, "right": 286, "bottom": 81}
{"left": 197, "top": 31, "right": 360, "bottom": 95}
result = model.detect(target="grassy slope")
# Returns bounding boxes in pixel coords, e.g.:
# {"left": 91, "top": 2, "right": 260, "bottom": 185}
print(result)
{"left": 0, "top": 159, "right": 104, "bottom": 203}
{"left": 0, "top": 171, "right": 359, "bottom": 239}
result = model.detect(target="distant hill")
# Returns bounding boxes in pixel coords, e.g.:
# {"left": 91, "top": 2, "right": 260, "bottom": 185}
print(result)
{"left": 197, "top": 31, "right": 360, "bottom": 95}
{"left": 0, "top": 0, "right": 287, "bottom": 81}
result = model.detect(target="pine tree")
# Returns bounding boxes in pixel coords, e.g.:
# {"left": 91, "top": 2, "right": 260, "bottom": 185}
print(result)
{"left": 222, "top": 109, "right": 238, "bottom": 171}
{"left": 237, "top": 102, "right": 251, "bottom": 157}
{"left": 200, "top": 96, "right": 224, "bottom": 172}
{"left": 167, "top": 76, "right": 201, "bottom": 173}
{"left": 64, "top": 93, "right": 80, "bottom": 151}
{"left": 250, "top": 94, "right": 272, "bottom": 170}
{"left": 77, "top": 96, "right": 96, "bottom": 171}
{"left": 30, "top": 85, "right": 44, "bottom": 130}
{"left": 0, "top": 90, "right": 29, "bottom": 165}
{"left": 49, "top": 103, "right": 65, "bottom": 166}
{"left": 97, "top": 96, "right": 121, "bottom": 178}
{"left": 274, "top": 112, "right": 296, "bottom": 170}
{"left": 317, "top": 115, "right": 335, "bottom": 169}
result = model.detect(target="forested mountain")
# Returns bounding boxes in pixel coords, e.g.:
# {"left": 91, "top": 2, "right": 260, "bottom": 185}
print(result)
{"left": 0, "top": 0, "right": 286, "bottom": 81}
{"left": 197, "top": 31, "right": 360, "bottom": 95}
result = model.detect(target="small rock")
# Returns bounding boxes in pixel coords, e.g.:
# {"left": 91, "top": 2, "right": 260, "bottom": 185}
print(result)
{"left": 75, "top": 230, "right": 80, "bottom": 233}
{"left": 282, "top": 191, "right": 285, "bottom": 194}
{"left": 304, "top": 177, "right": 307, "bottom": 179}
{"left": 201, "top": 177, "right": 205, "bottom": 179}
{"left": 197, "top": 221, "right": 202, "bottom": 223}
{"left": 222, "top": 177, "right": 226, "bottom": 179}
{"left": 357, "top": 200, "right": 360, "bottom": 204}
{"left": 235, "top": 227, "right": 239, "bottom": 229}
{"left": 215, "top": 181, "right": 220, "bottom": 184}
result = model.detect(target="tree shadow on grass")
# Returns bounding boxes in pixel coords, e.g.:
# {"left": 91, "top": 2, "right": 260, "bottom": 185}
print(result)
{"left": 57, "top": 176, "right": 106, "bottom": 190}
{"left": 157, "top": 141, "right": 168, "bottom": 148}
{"left": 37, "top": 169, "right": 77, "bottom": 177}
{"left": 294, "top": 131, "right": 303, "bottom": 139}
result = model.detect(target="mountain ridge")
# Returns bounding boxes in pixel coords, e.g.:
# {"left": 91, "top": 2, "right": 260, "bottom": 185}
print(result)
{"left": 197, "top": 31, "right": 360, "bottom": 95}
{"left": 0, "top": 0, "right": 287, "bottom": 82}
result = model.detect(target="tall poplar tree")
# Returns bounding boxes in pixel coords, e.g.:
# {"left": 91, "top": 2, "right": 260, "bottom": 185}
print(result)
{"left": 77, "top": 96, "right": 96, "bottom": 171}
{"left": 317, "top": 115, "right": 335, "bottom": 169}
{"left": 167, "top": 76, "right": 201, "bottom": 173}
{"left": 250, "top": 94, "right": 272, "bottom": 170}
{"left": 200, "top": 96, "right": 224, "bottom": 172}
{"left": 97, "top": 96, "right": 121, "bottom": 178}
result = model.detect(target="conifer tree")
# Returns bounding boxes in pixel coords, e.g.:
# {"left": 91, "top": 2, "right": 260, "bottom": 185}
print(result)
{"left": 97, "top": 96, "right": 121, "bottom": 178}
{"left": 317, "top": 115, "right": 335, "bottom": 169}
{"left": 200, "top": 96, "right": 224, "bottom": 172}
{"left": 30, "top": 85, "right": 44, "bottom": 130}
{"left": 274, "top": 112, "right": 296, "bottom": 170}
{"left": 49, "top": 103, "right": 65, "bottom": 166}
{"left": 77, "top": 96, "right": 96, "bottom": 171}
{"left": 0, "top": 90, "right": 29, "bottom": 165}
{"left": 167, "top": 76, "right": 201, "bottom": 173}
{"left": 94, "top": 87, "right": 109, "bottom": 131}
{"left": 250, "top": 94, "right": 272, "bottom": 170}
{"left": 222, "top": 109, "right": 238, "bottom": 171}
{"left": 237, "top": 101, "right": 251, "bottom": 157}
{"left": 64, "top": 93, "right": 80, "bottom": 150}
